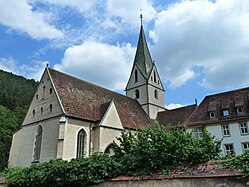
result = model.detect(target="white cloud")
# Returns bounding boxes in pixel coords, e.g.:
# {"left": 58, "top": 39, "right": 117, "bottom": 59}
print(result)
{"left": 106, "top": 0, "right": 156, "bottom": 28}
{"left": 30, "top": 0, "right": 96, "bottom": 13}
{"left": 165, "top": 103, "right": 183, "bottom": 110}
{"left": 150, "top": 0, "right": 249, "bottom": 90}
{"left": 0, "top": 57, "right": 46, "bottom": 80}
{"left": 54, "top": 41, "right": 135, "bottom": 90}
{"left": 0, "top": 0, "right": 63, "bottom": 40}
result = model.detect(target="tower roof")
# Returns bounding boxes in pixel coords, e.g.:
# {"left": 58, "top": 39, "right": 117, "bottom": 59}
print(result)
{"left": 133, "top": 25, "right": 153, "bottom": 78}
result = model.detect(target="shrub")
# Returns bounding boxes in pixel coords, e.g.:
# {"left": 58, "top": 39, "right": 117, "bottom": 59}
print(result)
{"left": 114, "top": 124, "right": 221, "bottom": 175}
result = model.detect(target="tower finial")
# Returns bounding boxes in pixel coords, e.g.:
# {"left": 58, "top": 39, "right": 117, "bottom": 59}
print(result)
{"left": 140, "top": 9, "right": 143, "bottom": 26}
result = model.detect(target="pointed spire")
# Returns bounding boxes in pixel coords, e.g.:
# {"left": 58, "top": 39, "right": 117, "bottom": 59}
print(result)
{"left": 133, "top": 15, "right": 153, "bottom": 78}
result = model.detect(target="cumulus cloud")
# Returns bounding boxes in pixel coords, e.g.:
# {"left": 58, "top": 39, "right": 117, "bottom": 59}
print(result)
{"left": 165, "top": 103, "right": 183, "bottom": 110}
{"left": 0, "top": 57, "right": 47, "bottom": 80}
{"left": 54, "top": 41, "right": 135, "bottom": 90}
{"left": 0, "top": 0, "right": 63, "bottom": 40}
{"left": 150, "top": 0, "right": 249, "bottom": 90}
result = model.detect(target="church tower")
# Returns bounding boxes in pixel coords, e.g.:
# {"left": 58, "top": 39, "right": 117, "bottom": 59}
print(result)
{"left": 125, "top": 15, "right": 165, "bottom": 119}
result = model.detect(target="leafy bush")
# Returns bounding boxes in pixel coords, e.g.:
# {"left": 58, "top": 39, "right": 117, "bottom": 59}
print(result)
{"left": 2, "top": 154, "right": 121, "bottom": 187}
{"left": 114, "top": 124, "right": 221, "bottom": 175}
{"left": 2, "top": 124, "right": 221, "bottom": 186}
{"left": 224, "top": 150, "right": 249, "bottom": 180}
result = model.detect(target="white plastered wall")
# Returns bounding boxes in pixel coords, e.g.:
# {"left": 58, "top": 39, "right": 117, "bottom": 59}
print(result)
{"left": 9, "top": 116, "right": 61, "bottom": 167}
{"left": 62, "top": 118, "right": 92, "bottom": 160}
{"left": 188, "top": 120, "right": 249, "bottom": 155}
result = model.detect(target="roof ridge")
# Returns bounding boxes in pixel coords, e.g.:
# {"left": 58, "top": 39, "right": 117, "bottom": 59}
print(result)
{"left": 206, "top": 86, "right": 249, "bottom": 98}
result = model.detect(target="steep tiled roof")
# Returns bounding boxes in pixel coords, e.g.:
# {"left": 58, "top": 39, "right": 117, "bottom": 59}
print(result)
{"left": 157, "top": 104, "right": 196, "bottom": 126}
{"left": 133, "top": 25, "right": 153, "bottom": 78}
{"left": 186, "top": 87, "right": 249, "bottom": 126}
{"left": 48, "top": 68, "right": 151, "bottom": 129}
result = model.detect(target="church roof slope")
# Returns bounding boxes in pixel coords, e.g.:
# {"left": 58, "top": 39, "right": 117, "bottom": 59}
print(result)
{"left": 48, "top": 68, "right": 151, "bottom": 129}
{"left": 157, "top": 104, "right": 196, "bottom": 126}
{"left": 133, "top": 25, "right": 153, "bottom": 78}
{"left": 186, "top": 87, "right": 249, "bottom": 126}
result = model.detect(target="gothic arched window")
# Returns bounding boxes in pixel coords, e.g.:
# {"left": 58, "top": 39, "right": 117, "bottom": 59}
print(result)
{"left": 77, "top": 129, "right": 85, "bottom": 158}
{"left": 104, "top": 144, "right": 116, "bottom": 156}
{"left": 135, "top": 89, "right": 140, "bottom": 99}
{"left": 154, "top": 89, "right": 158, "bottom": 99}
{"left": 135, "top": 69, "right": 138, "bottom": 83}
{"left": 34, "top": 125, "right": 43, "bottom": 162}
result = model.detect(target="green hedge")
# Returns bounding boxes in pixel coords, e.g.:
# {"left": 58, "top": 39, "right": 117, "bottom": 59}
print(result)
{"left": 1, "top": 125, "right": 222, "bottom": 186}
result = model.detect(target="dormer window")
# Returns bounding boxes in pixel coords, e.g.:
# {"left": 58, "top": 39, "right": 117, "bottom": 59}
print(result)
{"left": 237, "top": 106, "right": 243, "bottom": 114}
{"left": 135, "top": 69, "right": 138, "bottom": 83}
{"left": 209, "top": 111, "right": 215, "bottom": 118}
{"left": 222, "top": 108, "right": 230, "bottom": 117}
{"left": 135, "top": 89, "right": 140, "bottom": 99}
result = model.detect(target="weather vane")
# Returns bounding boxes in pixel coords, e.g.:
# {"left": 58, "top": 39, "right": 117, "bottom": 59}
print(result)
{"left": 140, "top": 9, "right": 143, "bottom": 26}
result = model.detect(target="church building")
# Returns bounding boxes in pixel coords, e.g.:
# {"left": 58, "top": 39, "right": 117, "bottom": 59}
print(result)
{"left": 9, "top": 18, "right": 249, "bottom": 167}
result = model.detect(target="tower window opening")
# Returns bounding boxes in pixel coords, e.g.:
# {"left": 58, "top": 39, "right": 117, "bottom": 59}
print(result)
{"left": 135, "top": 89, "right": 140, "bottom": 99}
{"left": 154, "top": 70, "right": 156, "bottom": 83}
{"left": 154, "top": 89, "right": 158, "bottom": 99}
{"left": 135, "top": 69, "right": 138, "bottom": 83}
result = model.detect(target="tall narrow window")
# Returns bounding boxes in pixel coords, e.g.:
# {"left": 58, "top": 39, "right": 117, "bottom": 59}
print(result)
{"left": 224, "top": 144, "right": 234, "bottom": 155}
{"left": 154, "top": 89, "right": 158, "bottom": 99}
{"left": 50, "top": 104, "right": 53, "bottom": 113}
{"left": 42, "top": 86, "right": 46, "bottom": 99}
{"left": 154, "top": 70, "right": 156, "bottom": 83}
{"left": 77, "top": 129, "right": 85, "bottom": 158}
{"left": 49, "top": 88, "right": 52, "bottom": 94}
{"left": 41, "top": 107, "right": 43, "bottom": 115}
{"left": 34, "top": 125, "right": 43, "bottom": 162}
{"left": 33, "top": 109, "right": 35, "bottom": 117}
{"left": 240, "top": 122, "right": 249, "bottom": 135}
{"left": 222, "top": 124, "right": 230, "bottom": 137}
{"left": 135, "top": 89, "right": 140, "bottom": 99}
{"left": 135, "top": 69, "right": 138, "bottom": 83}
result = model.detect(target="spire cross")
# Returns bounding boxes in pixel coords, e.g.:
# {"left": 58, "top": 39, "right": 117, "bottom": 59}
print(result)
{"left": 140, "top": 9, "right": 143, "bottom": 26}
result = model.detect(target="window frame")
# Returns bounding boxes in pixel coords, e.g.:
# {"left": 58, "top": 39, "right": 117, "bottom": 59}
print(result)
{"left": 135, "top": 89, "right": 140, "bottom": 99}
{"left": 193, "top": 128, "right": 203, "bottom": 139}
{"left": 134, "top": 69, "right": 138, "bottom": 83}
{"left": 154, "top": 89, "right": 158, "bottom": 99}
{"left": 239, "top": 122, "right": 249, "bottom": 135}
{"left": 222, "top": 108, "right": 230, "bottom": 117}
{"left": 221, "top": 124, "right": 230, "bottom": 137}
{"left": 237, "top": 106, "right": 243, "bottom": 114}
{"left": 76, "top": 129, "right": 85, "bottom": 158}
{"left": 209, "top": 111, "right": 215, "bottom": 118}
{"left": 224, "top": 143, "right": 235, "bottom": 155}
{"left": 242, "top": 142, "right": 249, "bottom": 152}
{"left": 33, "top": 125, "right": 43, "bottom": 162}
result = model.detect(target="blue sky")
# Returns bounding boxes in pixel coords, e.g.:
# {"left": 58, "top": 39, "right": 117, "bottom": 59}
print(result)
{"left": 1, "top": 0, "right": 249, "bottom": 109}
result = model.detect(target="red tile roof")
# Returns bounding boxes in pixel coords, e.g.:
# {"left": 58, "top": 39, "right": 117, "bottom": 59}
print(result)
{"left": 186, "top": 87, "right": 249, "bottom": 126}
{"left": 48, "top": 68, "right": 151, "bottom": 129}
{"left": 109, "top": 161, "right": 243, "bottom": 181}
{"left": 157, "top": 104, "right": 196, "bottom": 126}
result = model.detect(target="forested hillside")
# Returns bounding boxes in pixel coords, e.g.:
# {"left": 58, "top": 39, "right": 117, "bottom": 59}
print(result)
{"left": 0, "top": 70, "right": 38, "bottom": 171}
